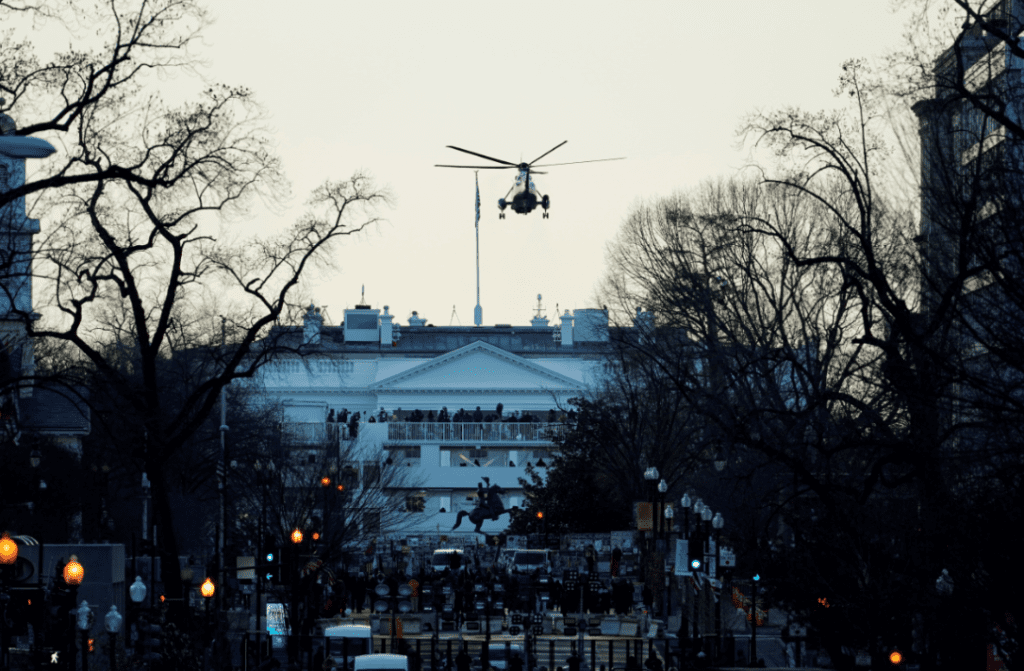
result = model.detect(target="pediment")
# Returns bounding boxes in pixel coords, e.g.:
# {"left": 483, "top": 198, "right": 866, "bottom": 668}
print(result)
{"left": 370, "top": 340, "right": 583, "bottom": 391}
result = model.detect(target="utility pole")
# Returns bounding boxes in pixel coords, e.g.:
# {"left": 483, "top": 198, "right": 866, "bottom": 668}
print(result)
{"left": 218, "top": 317, "right": 229, "bottom": 634}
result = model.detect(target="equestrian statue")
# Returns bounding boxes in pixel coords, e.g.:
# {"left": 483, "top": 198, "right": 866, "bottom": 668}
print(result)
{"left": 452, "top": 477, "right": 508, "bottom": 535}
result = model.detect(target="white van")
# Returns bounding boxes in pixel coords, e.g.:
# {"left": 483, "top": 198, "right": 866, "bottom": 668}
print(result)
{"left": 431, "top": 548, "right": 465, "bottom": 574}
{"left": 353, "top": 653, "right": 410, "bottom": 671}
{"left": 324, "top": 624, "right": 373, "bottom": 670}
{"left": 506, "top": 549, "right": 552, "bottom": 577}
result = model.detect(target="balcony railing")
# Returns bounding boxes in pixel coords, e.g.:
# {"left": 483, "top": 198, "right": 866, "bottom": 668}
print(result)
{"left": 387, "top": 421, "right": 567, "bottom": 443}
{"left": 281, "top": 422, "right": 347, "bottom": 445}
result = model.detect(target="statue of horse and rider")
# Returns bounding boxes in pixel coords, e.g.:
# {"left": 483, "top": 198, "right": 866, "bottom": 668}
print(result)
{"left": 452, "top": 477, "right": 508, "bottom": 535}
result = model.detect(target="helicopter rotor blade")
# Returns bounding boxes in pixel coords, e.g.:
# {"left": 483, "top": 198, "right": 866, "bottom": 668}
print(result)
{"left": 436, "top": 164, "right": 515, "bottom": 169}
{"left": 531, "top": 157, "right": 626, "bottom": 168}
{"left": 446, "top": 145, "right": 517, "bottom": 166}
{"left": 529, "top": 141, "right": 568, "bottom": 166}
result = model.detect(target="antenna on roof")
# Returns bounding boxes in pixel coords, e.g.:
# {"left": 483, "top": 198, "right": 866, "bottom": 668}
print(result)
{"left": 535, "top": 294, "right": 545, "bottom": 319}
{"left": 450, "top": 305, "right": 461, "bottom": 326}
{"left": 361, "top": 285, "right": 365, "bottom": 303}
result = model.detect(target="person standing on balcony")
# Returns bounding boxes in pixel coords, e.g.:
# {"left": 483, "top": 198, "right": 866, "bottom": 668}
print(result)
{"left": 328, "top": 409, "right": 335, "bottom": 423}
{"left": 349, "top": 411, "right": 360, "bottom": 439}
{"left": 473, "top": 407, "right": 483, "bottom": 422}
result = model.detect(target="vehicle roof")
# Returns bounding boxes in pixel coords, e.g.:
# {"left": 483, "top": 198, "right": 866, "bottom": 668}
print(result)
{"left": 432, "top": 548, "right": 464, "bottom": 555}
{"left": 324, "top": 624, "right": 372, "bottom": 638}
{"left": 354, "top": 654, "right": 409, "bottom": 670}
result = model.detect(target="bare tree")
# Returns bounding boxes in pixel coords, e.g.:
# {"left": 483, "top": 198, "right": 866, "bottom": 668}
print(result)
{"left": 0, "top": 0, "right": 392, "bottom": 617}
{"left": 742, "top": 57, "right": 1024, "bottom": 670}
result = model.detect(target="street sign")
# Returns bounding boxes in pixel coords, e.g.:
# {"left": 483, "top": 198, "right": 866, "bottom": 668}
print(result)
{"left": 236, "top": 556, "right": 255, "bottom": 581}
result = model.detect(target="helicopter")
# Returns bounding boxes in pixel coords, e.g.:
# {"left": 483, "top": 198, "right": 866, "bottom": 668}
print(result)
{"left": 436, "top": 141, "right": 624, "bottom": 218}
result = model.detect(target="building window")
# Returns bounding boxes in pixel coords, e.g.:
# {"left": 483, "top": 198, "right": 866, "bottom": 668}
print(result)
{"left": 364, "top": 463, "right": 381, "bottom": 486}
{"left": 406, "top": 493, "right": 425, "bottom": 513}
{"left": 439, "top": 496, "right": 451, "bottom": 512}
{"left": 362, "top": 510, "right": 381, "bottom": 535}
{"left": 404, "top": 446, "right": 421, "bottom": 459}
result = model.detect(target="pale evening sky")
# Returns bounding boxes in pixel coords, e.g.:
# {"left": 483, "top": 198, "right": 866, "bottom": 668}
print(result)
{"left": 33, "top": 1, "right": 916, "bottom": 329}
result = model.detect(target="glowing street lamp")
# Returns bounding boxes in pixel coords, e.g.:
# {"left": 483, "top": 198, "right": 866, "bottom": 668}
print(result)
{"left": 290, "top": 529, "right": 303, "bottom": 545}
{"left": 200, "top": 578, "right": 215, "bottom": 599}
{"left": 0, "top": 533, "right": 16, "bottom": 565}
{"left": 64, "top": 555, "right": 84, "bottom": 586}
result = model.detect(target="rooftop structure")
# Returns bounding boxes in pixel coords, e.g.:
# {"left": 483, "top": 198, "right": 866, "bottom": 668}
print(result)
{"left": 247, "top": 301, "right": 623, "bottom": 540}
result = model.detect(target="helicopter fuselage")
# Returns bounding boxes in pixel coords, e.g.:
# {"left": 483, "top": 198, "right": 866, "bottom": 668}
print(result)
{"left": 499, "top": 166, "right": 549, "bottom": 218}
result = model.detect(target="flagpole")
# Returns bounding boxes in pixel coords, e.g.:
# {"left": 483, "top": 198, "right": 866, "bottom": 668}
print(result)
{"left": 474, "top": 171, "right": 483, "bottom": 326}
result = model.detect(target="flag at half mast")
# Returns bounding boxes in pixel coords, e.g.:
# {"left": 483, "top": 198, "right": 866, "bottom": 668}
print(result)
{"left": 475, "top": 171, "right": 481, "bottom": 228}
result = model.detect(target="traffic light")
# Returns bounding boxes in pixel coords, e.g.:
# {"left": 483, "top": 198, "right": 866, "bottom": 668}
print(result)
{"left": 687, "top": 537, "right": 703, "bottom": 572}
{"left": 264, "top": 548, "right": 279, "bottom": 582}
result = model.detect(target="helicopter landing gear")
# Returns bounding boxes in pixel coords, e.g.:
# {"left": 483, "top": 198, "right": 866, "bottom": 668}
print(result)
{"left": 499, "top": 212, "right": 505, "bottom": 219}
{"left": 542, "top": 212, "right": 549, "bottom": 219}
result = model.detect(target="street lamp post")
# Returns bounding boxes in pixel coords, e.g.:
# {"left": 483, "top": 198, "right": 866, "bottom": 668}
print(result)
{"left": 643, "top": 467, "right": 659, "bottom": 618}
{"left": 657, "top": 479, "right": 668, "bottom": 552}
{"left": 711, "top": 512, "right": 724, "bottom": 663}
{"left": 105, "top": 605, "right": 122, "bottom": 671}
{"left": 0, "top": 532, "right": 17, "bottom": 670}
{"left": 64, "top": 555, "right": 85, "bottom": 671}
{"left": 663, "top": 506, "right": 675, "bottom": 620}
{"left": 128, "top": 576, "right": 147, "bottom": 660}
{"left": 751, "top": 572, "right": 761, "bottom": 666}
{"left": 289, "top": 527, "right": 303, "bottom": 666}
{"left": 77, "top": 600, "right": 95, "bottom": 671}
{"left": 104, "top": 603, "right": 124, "bottom": 669}
{"left": 202, "top": 577, "right": 215, "bottom": 668}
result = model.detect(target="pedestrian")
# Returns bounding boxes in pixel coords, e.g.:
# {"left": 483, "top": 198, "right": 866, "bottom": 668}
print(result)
{"left": 584, "top": 544, "right": 596, "bottom": 574}
{"left": 353, "top": 573, "right": 367, "bottom": 613}
{"left": 474, "top": 406, "right": 484, "bottom": 422}
{"left": 567, "top": 644, "right": 582, "bottom": 671}
{"left": 644, "top": 652, "right": 663, "bottom": 671}
{"left": 455, "top": 647, "right": 472, "bottom": 671}
{"left": 611, "top": 546, "right": 622, "bottom": 577}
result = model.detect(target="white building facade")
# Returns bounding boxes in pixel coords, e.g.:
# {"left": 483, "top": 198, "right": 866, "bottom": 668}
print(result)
{"left": 250, "top": 302, "right": 619, "bottom": 539}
